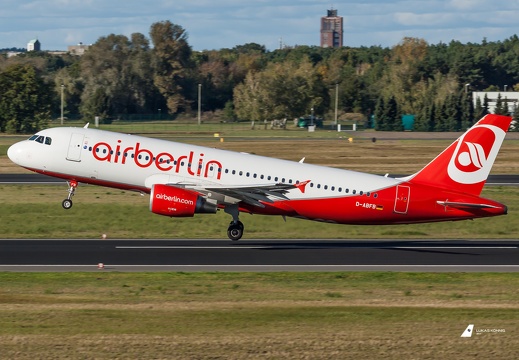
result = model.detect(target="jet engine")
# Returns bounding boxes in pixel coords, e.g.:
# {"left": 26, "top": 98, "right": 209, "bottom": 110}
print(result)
{"left": 150, "top": 184, "right": 217, "bottom": 217}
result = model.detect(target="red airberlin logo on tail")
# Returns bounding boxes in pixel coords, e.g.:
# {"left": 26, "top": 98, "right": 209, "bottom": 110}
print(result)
{"left": 447, "top": 124, "right": 505, "bottom": 184}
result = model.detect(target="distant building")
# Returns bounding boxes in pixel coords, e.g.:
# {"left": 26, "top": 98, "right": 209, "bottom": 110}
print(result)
{"left": 68, "top": 42, "right": 90, "bottom": 55}
{"left": 472, "top": 91, "right": 519, "bottom": 114}
{"left": 27, "top": 39, "right": 41, "bottom": 51}
{"left": 320, "top": 9, "right": 343, "bottom": 48}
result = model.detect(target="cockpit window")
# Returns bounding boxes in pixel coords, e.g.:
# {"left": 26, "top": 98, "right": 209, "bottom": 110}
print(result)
{"left": 28, "top": 134, "right": 52, "bottom": 145}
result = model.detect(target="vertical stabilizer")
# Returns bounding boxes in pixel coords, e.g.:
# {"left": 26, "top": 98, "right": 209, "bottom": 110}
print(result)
{"left": 408, "top": 114, "right": 512, "bottom": 196}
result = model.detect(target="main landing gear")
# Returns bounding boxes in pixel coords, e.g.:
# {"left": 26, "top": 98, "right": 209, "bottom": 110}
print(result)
{"left": 225, "top": 204, "right": 244, "bottom": 241}
{"left": 62, "top": 180, "right": 78, "bottom": 209}
{"left": 227, "top": 220, "right": 244, "bottom": 241}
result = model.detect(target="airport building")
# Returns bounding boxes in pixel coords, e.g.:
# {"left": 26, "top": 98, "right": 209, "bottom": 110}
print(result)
{"left": 472, "top": 91, "right": 519, "bottom": 114}
{"left": 27, "top": 39, "right": 41, "bottom": 51}
{"left": 320, "top": 9, "right": 343, "bottom": 48}
{"left": 68, "top": 42, "right": 90, "bottom": 55}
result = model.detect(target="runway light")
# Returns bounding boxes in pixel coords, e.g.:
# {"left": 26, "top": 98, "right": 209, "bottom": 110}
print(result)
{"left": 97, "top": 263, "right": 105, "bottom": 270}
{"left": 101, "top": 234, "right": 107, "bottom": 239}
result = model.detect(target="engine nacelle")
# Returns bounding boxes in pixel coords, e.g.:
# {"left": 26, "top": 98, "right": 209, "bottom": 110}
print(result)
{"left": 150, "top": 184, "right": 217, "bottom": 217}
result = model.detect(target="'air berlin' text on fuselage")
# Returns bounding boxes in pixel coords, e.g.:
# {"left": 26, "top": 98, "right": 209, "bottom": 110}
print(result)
{"left": 91, "top": 141, "right": 222, "bottom": 179}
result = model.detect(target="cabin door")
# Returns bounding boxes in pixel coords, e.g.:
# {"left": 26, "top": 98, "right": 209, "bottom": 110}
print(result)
{"left": 66, "top": 133, "right": 85, "bottom": 162}
{"left": 394, "top": 185, "right": 410, "bottom": 214}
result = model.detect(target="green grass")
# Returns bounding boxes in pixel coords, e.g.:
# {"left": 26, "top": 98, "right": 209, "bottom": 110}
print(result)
{"left": 0, "top": 184, "right": 517, "bottom": 239}
{"left": 0, "top": 272, "right": 517, "bottom": 359}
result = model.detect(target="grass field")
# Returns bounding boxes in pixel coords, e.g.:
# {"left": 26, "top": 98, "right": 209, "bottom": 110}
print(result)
{"left": 0, "top": 184, "right": 517, "bottom": 239}
{"left": 0, "top": 272, "right": 517, "bottom": 359}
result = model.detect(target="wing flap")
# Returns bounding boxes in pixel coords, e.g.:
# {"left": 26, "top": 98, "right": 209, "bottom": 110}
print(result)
{"left": 204, "top": 181, "right": 308, "bottom": 207}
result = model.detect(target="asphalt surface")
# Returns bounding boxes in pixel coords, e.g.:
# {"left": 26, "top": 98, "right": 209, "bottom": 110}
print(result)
{"left": 1, "top": 173, "right": 518, "bottom": 185}
{"left": 0, "top": 239, "right": 517, "bottom": 272}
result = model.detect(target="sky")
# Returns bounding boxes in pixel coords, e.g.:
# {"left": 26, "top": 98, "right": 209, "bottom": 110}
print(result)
{"left": 1, "top": 0, "right": 519, "bottom": 51}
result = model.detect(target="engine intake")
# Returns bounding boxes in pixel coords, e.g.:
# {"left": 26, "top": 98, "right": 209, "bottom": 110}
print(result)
{"left": 150, "top": 184, "right": 217, "bottom": 217}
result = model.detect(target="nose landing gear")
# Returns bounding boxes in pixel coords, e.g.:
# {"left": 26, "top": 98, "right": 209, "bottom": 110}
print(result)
{"left": 62, "top": 180, "right": 78, "bottom": 209}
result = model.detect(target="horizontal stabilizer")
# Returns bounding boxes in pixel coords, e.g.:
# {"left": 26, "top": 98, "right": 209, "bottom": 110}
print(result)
{"left": 436, "top": 201, "right": 501, "bottom": 209}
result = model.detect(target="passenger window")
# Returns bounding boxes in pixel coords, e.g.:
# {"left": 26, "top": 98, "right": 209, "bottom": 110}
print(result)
{"left": 45, "top": 137, "right": 52, "bottom": 145}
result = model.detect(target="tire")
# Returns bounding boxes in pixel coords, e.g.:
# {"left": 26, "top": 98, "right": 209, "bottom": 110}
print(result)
{"left": 62, "top": 199, "right": 73, "bottom": 209}
{"left": 227, "top": 223, "right": 243, "bottom": 241}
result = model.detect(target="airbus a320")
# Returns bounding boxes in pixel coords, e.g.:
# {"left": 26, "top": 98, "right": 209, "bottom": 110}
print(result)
{"left": 7, "top": 114, "right": 512, "bottom": 240}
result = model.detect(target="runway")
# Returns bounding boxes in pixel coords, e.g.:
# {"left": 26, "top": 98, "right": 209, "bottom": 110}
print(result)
{"left": 0, "top": 239, "right": 518, "bottom": 272}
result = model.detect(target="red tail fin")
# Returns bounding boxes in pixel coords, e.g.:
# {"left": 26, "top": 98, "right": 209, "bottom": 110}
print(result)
{"left": 407, "top": 114, "right": 512, "bottom": 196}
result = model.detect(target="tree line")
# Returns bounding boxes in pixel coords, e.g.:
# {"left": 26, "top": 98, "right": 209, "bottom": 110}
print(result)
{"left": 2, "top": 21, "right": 519, "bottom": 133}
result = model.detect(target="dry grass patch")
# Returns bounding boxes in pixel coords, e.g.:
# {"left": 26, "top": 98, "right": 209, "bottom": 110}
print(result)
{"left": 0, "top": 272, "right": 517, "bottom": 359}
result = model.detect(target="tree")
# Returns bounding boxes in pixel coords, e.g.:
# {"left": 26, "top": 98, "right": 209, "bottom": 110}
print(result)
{"left": 374, "top": 97, "right": 385, "bottom": 130}
{"left": 494, "top": 92, "right": 505, "bottom": 115}
{"left": 512, "top": 103, "right": 519, "bottom": 131}
{"left": 460, "top": 91, "right": 474, "bottom": 129}
{"left": 443, "top": 93, "right": 462, "bottom": 131}
{"left": 0, "top": 64, "right": 51, "bottom": 133}
{"left": 79, "top": 33, "right": 161, "bottom": 120}
{"left": 233, "top": 57, "right": 325, "bottom": 121}
{"left": 150, "top": 21, "right": 192, "bottom": 114}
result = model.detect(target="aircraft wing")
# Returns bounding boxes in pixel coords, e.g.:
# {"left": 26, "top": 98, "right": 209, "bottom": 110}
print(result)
{"left": 204, "top": 180, "right": 311, "bottom": 207}
{"left": 181, "top": 180, "right": 310, "bottom": 208}
{"left": 145, "top": 174, "right": 310, "bottom": 207}
{"left": 202, "top": 183, "right": 293, "bottom": 207}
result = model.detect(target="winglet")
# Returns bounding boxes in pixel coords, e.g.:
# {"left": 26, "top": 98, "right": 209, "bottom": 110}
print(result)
{"left": 295, "top": 180, "right": 311, "bottom": 193}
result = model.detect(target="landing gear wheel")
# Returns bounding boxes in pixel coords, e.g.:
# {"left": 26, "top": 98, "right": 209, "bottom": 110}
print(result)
{"left": 63, "top": 180, "right": 78, "bottom": 210}
{"left": 227, "top": 221, "right": 244, "bottom": 241}
{"left": 62, "top": 199, "right": 73, "bottom": 209}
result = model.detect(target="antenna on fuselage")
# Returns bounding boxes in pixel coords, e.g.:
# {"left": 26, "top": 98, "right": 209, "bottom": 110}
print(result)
{"left": 83, "top": 123, "right": 90, "bottom": 128}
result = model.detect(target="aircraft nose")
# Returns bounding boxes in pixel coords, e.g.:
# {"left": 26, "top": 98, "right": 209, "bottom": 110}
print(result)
{"left": 7, "top": 142, "right": 24, "bottom": 165}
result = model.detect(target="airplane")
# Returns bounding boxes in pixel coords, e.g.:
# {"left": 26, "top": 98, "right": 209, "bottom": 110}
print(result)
{"left": 7, "top": 114, "right": 512, "bottom": 241}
